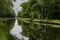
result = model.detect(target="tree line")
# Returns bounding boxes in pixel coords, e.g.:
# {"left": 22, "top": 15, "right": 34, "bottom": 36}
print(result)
{"left": 0, "top": 0, "right": 15, "bottom": 18}
{"left": 18, "top": 0, "right": 60, "bottom": 20}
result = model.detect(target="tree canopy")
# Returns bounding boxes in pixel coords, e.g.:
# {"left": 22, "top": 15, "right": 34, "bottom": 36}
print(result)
{"left": 0, "top": 0, "right": 15, "bottom": 18}
{"left": 18, "top": 0, "right": 60, "bottom": 19}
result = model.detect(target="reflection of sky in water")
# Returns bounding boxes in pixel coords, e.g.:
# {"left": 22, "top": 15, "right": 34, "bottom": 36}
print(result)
{"left": 10, "top": 19, "right": 29, "bottom": 40}
{"left": 10, "top": 0, "right": 29, "bottom": 40}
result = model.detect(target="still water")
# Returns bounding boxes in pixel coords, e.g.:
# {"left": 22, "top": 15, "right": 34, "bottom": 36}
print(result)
{"left": 10, "top": 0, "right": 29, "bottom": 40}
{"left": 10, "top": 0, "right": 60, "bottom": 40}
{"left": 18, "top": 19, "right": 60, "bottom": 40}
{"left": 10, "top": 19, "right": 29, "bottom": 40}
{"left": 0, "top": 0, "right": 60, "bottom": 40}
{"left": 0, "top": 18, "right": 16, "bottom": 40}
{"left": 0, "top": 18, "right": 60, "bottom": 40}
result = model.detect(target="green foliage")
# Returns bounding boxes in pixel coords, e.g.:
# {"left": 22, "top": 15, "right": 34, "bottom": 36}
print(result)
{"left": 0, "top": 19, "right": 16, "bottom": 40}
{"left": 0, "top": 0, "right": 15, "bottom": 18}
{"left": 18, "top": 19, "right": 60, "bottom": 40}
{"left": 17, "top": 0, "right": 60, "bottom": 40}
{"left": 21, "top": 2, "right": 29, "bottom": 9}
{"left": 18, "top": 0, "right": 60, "bottom": 19}
{"left": 0, "top": 0, "right": 15, "bottom": 40}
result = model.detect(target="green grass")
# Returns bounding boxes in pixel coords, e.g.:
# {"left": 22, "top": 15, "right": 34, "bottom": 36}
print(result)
{"left": 18, "top": 18, "right": 60, "bottom": 23}
{"left": 18, "top": 18, "right": 60, "bottom": 28}
{"left": 0, "top": 18, "right": 9, "bottom": 22}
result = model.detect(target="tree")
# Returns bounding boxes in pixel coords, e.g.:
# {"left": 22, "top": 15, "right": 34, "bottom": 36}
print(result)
{"left": 0, "top": 0, "right": 15, "bottom": 18}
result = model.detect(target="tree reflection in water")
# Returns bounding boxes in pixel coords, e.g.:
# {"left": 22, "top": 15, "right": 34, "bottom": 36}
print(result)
{"left": 18, "top": 20, "right": 60, "bottom": 40}
{"left": 0, "top": 18, "right": 16, "bottom": 40}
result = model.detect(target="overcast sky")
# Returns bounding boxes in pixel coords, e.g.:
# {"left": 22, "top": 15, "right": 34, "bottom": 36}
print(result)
{"left": 12, "top": 0, "right": 28, "bottom": 16}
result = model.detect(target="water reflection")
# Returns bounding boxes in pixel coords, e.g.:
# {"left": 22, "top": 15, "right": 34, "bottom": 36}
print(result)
{"left": 10, "top": 19, "right": 22, "bottom": 39}
{"left": 18, "top": 19, "right": 60, "bottom": 40}
{"left": 10, "top": 19, "right": 29, "bottom": 40}
{"left": 0, "top": 18, "right": 15, "bottom": 40}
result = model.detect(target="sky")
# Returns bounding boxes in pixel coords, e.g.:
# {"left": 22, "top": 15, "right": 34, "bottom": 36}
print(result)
{"left": 12, "top": 0, "right": 28, "bottom": 16}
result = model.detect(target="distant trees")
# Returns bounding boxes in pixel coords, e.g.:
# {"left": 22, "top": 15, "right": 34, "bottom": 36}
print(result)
{"left": 17, "top": 0, "right": 60, "bottom": 40}
{"left": 0, "top": 0, "right": 15, "bottom": 18}
{"left": 18, "top": 0, "right": 60, "bottom": 19}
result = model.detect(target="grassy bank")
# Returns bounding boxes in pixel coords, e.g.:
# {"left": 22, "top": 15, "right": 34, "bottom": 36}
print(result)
{"left": 18, "top": 18, "right": 60, "bottom": 28}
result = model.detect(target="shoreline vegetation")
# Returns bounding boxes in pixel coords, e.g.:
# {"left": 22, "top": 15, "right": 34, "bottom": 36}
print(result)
{"left": 18, "top": 18, "right": 60, "bottom": 28}
{"left": 0, "top": 18, "right": 16, "bottom": 40}
{"left": 0, "top": 0, "right": 16, "bottom": 40}
{"left": 0, "top": 18, "right": 15, "bottom": 22}
{"left": 0, "top": 0, "right": 60, "bottom": 40}
{"left": 17, "top": 0, "right": 60, "bottom": 40}
{"left": 17, "top": 0, "right": 60, "bottom": 28}
{"left": 0, "top": 0, "right": 15, "bottom": 18}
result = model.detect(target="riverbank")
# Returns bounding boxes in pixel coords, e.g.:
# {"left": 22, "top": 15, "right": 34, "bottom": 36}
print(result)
{"left": 18, "top": 18, "right": 60, "bottom": 28}
{"left": 0, "top": 18, "right": 15, "bottom": 22}
{"left": 0, "top": 18, "right": 16, "bottom": 40}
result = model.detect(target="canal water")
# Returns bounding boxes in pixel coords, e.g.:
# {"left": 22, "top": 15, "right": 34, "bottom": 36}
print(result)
{"left": 10, "top": 0, "right": 29, "bottom": 40}
{"left": 9, "top": 0, "right": 60, "bottom": 40}
{"left": 0, "top": 0, "right": 60, "bottom": 40}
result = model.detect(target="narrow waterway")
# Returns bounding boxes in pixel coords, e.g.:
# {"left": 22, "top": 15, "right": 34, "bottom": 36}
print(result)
{"left": 10, "top": 0, "right": 29, "bottom": 40}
